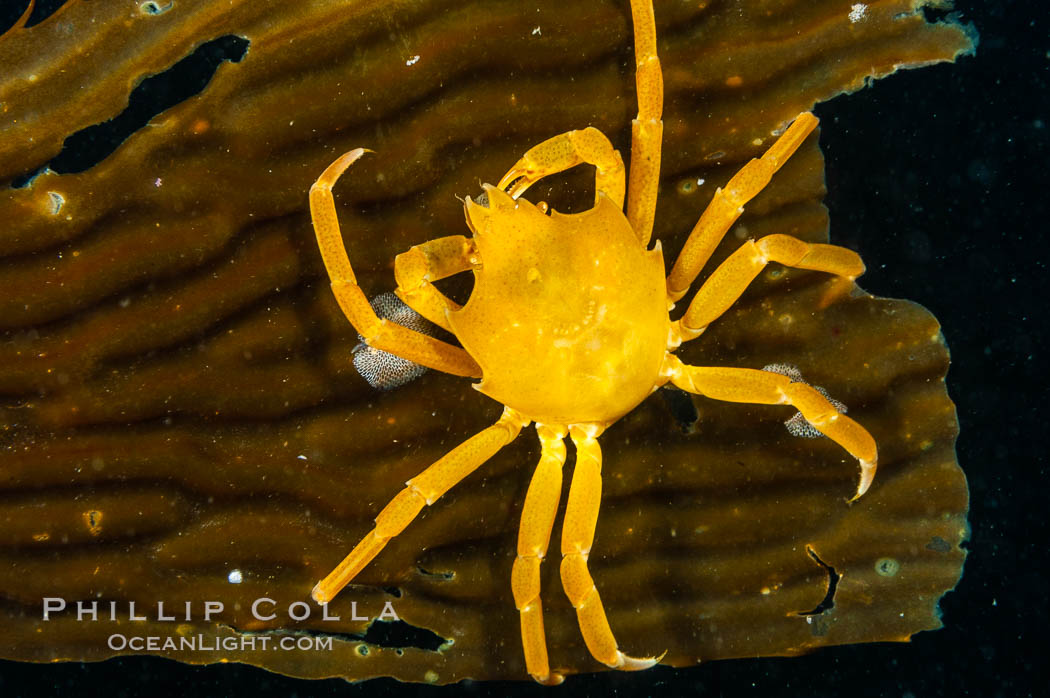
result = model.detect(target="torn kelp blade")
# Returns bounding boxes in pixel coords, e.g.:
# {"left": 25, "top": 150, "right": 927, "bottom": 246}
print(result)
{"left": 0, "top": 0, "right": 969, "bottom": 684}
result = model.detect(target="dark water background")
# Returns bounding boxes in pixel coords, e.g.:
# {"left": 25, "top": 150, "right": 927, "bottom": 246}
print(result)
{"left": 0, "top": 0, "right": 1044, "bottom": 695}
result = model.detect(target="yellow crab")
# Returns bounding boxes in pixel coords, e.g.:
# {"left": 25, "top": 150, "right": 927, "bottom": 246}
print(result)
{"left": 308, "top": 0, "right": 877, "bottom": 684}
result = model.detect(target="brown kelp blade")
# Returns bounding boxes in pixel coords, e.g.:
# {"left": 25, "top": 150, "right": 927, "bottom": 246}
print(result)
{"left": 0, "top": 0, "right": 971, "bottom": 683}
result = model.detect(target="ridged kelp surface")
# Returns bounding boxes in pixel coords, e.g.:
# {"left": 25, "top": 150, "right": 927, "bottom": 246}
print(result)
{"left": 0, "top": 0, "right": 972, "bottom": 683}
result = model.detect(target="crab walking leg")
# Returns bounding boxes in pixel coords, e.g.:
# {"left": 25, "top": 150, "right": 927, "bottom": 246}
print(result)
{"left": 626, "top": 0, "right": 663, "bottom": 246}
{"left": 666, "top": 113, "right": 819, "bottom": 301}
{"left": 496, "top": 128, "right": 626, "bottom": 209}
{"left": 394, "top": 235, "right": 477, "bottom": 333}
{"left": 673, "top": 234, "right": 864, "bottom": 342}
{"left": 312, "top": 407, "right": 527, "bottom": 605}
{"left": 561, "top": 424, "right": 663, "bottom": 671}
{"left": 310, "top": 149, "right": 481, "bottom": 377}
{"left": 512, "top": 425, "right": 568, "bottom": 685}
{"left": 664, "top": 355, "right": 877, "bottom": 500}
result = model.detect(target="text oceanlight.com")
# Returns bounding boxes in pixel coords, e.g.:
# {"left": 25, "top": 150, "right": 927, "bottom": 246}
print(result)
{"left": 106, "top": 633, "right": 334, "bottom": 652}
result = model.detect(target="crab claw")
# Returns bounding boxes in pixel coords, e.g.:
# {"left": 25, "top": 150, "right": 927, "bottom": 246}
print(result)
{"left": 610, "top": 649, "right": 668, "bottom": 671}
{"left": 497, "top": 160, "right": 535, "bottom": 199}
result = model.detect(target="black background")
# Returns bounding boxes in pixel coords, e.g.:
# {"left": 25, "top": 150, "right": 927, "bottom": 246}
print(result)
{"left": 0, "top": 0, "right": 1044, "bottom": 695}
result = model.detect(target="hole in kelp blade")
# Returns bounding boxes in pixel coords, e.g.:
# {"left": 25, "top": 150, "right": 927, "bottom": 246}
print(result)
{"left": 660, "top": 386, "right": 699, "bottom": 434}
{"left": 362, "top": 619, "right": 447, "bottom": 651}
{"left": 230, "top": 618, "right": 449, "bottom": 652}
{"left": 796, "top": 546, "right": 840, "bottom": 616}
{"left": 0, "top": 0, "right": 71, "bottom": 35}
{"left": 11, "top": 34, "right": 250, "bottom": 188}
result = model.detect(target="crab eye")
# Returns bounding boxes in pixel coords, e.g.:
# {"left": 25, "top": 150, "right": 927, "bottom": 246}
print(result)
{"left": 473, "top": 190, "right": 490, "bottom": 208}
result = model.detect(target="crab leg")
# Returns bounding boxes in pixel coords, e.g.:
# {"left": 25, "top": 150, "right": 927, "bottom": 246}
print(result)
{"left": 663, "top": 355, "right": 877, "bottom": 500}
{"left": 561, "top": 424, "right": 663, "bottom": 671}
{"left": 512, "top": 424, "right": 568, "bottom": 685}
{"left": 310, "top": 149, "right": 481, "bottom": 377}
{"left": 666, "top": 112, "right": 819, "bottom": 302}
{"left": 496, "top": 128, "right": 626, "bottom": 209}
{"left": 394, "top": 235, "right": 477, "bottom": 332}
{"left": 626, "top": 0, "right": 663, "bottom": 246}
{"left": 311, "top": 407, "right": 527, "bottom": 605}
{"left": 672, "top": 233, "right": 864, "bottom": 342}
